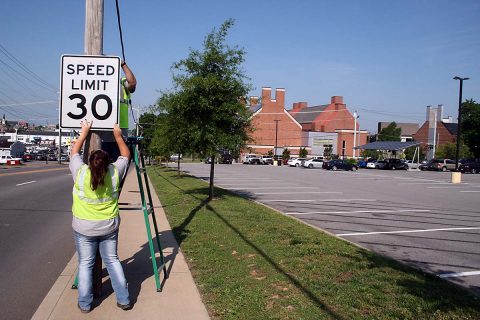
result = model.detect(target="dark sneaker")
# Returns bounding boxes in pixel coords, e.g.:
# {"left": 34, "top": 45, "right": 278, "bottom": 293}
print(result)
{"left": 117, "top": 302, "right": 131, "bottom": 310}
{"left": 77, "top": 303, "right": 91, "bottom": 313}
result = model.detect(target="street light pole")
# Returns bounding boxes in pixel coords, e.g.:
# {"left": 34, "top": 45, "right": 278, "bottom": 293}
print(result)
{"left": 274, "top": 119, "right": 280, "bottom": 160}
{"left": 353, "top": 110, "right": 358, "bottom": 158}
{"left": 453, "top": 76, "right": 469, "bottom": 171}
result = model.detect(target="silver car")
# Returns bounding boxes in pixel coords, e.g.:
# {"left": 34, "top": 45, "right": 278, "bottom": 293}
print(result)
{"left": 303, "top": 158, "right": 324, "bottom": 168}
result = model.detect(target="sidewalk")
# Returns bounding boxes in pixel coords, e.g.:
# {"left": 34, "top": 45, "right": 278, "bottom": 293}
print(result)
{"left": 32, "top": 168, "right": 210, "bottom": 320}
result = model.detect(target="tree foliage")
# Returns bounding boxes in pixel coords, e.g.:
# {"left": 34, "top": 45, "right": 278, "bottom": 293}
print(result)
{"left": 435, "top": 142, "right": 472, "bottom": 160}
{"left": 156, "top": 19, "right": 252, "bottom": 199}
{"left": 299, "top": 147, "right": 308, "bottom": 158}
{"left": 378, "top": 122, "right": 401, "bottom": 141}
{"left": 137, "top": 112, "right": 158, "bottom": 157}
{"left": 461, "top": 99, "right": 480, "bottom": 158}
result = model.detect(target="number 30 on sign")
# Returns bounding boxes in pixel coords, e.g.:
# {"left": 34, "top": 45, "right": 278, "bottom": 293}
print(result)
{"left": 60, "top": 55, "right": 120, "bottom": 130}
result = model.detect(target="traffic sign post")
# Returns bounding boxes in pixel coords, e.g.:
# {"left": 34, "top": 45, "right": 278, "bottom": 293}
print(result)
{"left": 60, "top": 55, "right": 120, "bottom": 130}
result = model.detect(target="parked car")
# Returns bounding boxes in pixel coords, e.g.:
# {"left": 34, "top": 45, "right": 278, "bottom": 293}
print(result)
{"left": 405, "top": 160, "right": 420, "bottom": 170}
{"left": 22, "top": 154, "right": 33, "bottom": 161}
{"left": 35, "top": 153, "right": 47, "bottom": 161}
{"left": 322, "top": 159, "right": 358, "bottom": 171}
{"left": 419, "top": 160, "right": 433, "bottom": 171}
{"left": 47, "top": 154, "right": 57, "bottom": 161}
{"left": 287, "top": 158, "right": 306, "bottom": 167}
{"left": 220, "top": 154, "right": 233, "bottom": 164}
{"left": 259, "top": 156, "right": 273, "bottom": 165}
{"left": 383, "top": 158, "right": 408, "bottom": 170}
{"left": 459, "top": 159, "right": 480, "bottom": 174}
{"left": 366, "top": 160, "right": 377, "bottom": 169}
{"left": 303, "top": 158, "right": 324, "bottom": 168}
{"left": 430, "top": 159, "right": 456, "bottom": 171}
{"left": 357, "top": 159, "right": 367, "bottom": 168}
{"left": 0, "top": 155, "right": 22, "bottom": 165}
{"left": 244, "top": 154, "right": 261, "bottom": 165}
{"left": 170, "top": 154, "right": 182, "bottom": 161}
{"left": 369, "top": 160, "right": 386, "bottom": 169}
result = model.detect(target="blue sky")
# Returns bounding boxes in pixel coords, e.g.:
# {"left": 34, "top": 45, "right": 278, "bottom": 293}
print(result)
{"left": 1, "top": 0, "right": 479, "bottom": 132}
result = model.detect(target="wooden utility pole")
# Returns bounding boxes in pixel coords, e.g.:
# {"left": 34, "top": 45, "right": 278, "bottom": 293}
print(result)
{"left": 84, "top": 0, "right": 104, "bottom": 298}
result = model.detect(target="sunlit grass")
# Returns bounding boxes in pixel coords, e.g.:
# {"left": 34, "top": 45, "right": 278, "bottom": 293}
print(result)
{"left": 148, "top": 166, "right": 480, "bottom": 320}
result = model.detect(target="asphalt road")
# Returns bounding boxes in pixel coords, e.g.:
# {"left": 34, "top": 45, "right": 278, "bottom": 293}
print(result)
{"left": 0, "top": 162, "right": 75, "bottom": 320}
{"left": 175, "top": 162, "right": 480, "bottom": 294}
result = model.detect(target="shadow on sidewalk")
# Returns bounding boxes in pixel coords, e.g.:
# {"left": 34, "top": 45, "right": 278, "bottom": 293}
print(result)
{"left": 93, "top": 234, "right": 178, "bottom": 308}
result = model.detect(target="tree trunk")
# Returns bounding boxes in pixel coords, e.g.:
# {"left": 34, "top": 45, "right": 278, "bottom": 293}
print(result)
{"left": 177, "top": 152, "right": 180, "bottom": 175}
{"left": 209, "top": 154, "right": 215, "bottom": 201}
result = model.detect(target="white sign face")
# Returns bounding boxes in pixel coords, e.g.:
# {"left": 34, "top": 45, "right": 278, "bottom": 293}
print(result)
{"left": 60, "top": 55, "right": 120, "bottom": 130}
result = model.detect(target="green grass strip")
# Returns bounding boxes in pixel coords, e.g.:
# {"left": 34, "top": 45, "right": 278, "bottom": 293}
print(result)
{"left": 148, "top": 166, "right": 480, "bottom": 320}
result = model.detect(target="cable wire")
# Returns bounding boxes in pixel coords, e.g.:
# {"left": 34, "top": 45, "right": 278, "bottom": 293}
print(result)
{"left": 115, "top": 0, "right": 126, "bottom": 62}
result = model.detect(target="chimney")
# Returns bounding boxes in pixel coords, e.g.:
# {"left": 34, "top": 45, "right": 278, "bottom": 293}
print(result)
{"left": 275, "top": 88, "right": 285, "bottom": 107}
{"left": 437, "top": 104, "right": 443, "bottom": 122}
{"left": 331, "top": 96, "right": 344, "bottom": 104}
{"left": 261, "top": 87, "right": 272, "bottom": 103}
{"left": 426, "top": 105, "right": 431, "bottom": 121}
{"left": 249, "top": 96, "right": 259, "bottom": 106}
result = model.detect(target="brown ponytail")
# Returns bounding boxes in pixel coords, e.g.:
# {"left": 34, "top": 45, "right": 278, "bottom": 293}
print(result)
{"left": 88, "top": 150, "right": 110, "bottom": 191}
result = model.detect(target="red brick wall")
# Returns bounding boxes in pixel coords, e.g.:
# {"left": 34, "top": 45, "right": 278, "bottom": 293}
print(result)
{"left": 336, "top": 131, "right": 368, "bottom": 157}
{"left": 314, "top": 97, "right": 355, "bottom": 132}
{"left": 412, "top": 121, "right": 456, "bottom": 153}
{"left": 249, "top": 88, "right": 303, "bottom": 153}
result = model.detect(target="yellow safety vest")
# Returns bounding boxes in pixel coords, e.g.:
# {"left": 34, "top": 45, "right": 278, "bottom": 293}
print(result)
{"left": 119, "top": 77, "right": 130, "bottom": 129}
{"left": 72, "top": 164, "right": 120, "bottom": 220}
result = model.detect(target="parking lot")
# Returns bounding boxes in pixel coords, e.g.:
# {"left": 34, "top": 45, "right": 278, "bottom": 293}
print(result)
{"left": 174, "top": 162, "right": 480, "bottom": 294}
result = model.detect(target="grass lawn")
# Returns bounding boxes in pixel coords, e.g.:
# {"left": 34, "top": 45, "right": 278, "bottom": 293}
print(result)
{"left": 148, "top": 166, "right": 480, "bottom": 320}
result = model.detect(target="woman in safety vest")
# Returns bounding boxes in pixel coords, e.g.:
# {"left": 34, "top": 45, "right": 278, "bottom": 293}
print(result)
{"left": 69, "top": 120, "right": 131, "bottom": 313}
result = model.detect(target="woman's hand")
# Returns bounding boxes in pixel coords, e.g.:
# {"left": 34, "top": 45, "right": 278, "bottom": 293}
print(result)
{"left": 113, "top": 123, "right": 122, "bottom": 139}
{"left": 80, "top": 119, "right": 93, "bottom": 137}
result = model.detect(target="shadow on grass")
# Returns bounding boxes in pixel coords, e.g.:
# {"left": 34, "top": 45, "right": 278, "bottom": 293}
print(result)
{"left": 149, "top": 167, "right": 480, "bottom": 316}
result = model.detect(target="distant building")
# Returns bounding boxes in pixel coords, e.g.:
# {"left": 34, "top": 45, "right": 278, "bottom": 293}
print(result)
{"left": 412, "top": 105, "right": 457, "bottom": 160}
{"left": 289, "top": 96, "right": 368, "bottom": 157}
{"left": 377, "top": 122, "right": 419, "bottom": 142}
{"left": 246, "top": 88, "right": 368, "bottom": 158}
{"left": 247, "top": 87, "right": 304, "bottom": 156}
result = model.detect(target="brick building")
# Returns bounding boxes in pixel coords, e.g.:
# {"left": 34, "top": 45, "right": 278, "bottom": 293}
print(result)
{"left": 246, "top": 87, "right": 303, "bottom": 156}
{"left": 290, "top": 96, "right": 368, "bottom": 157}
{"left": 412, "top": 105, "right": 457, "bottom": 160}
{"left": 246, "top": 88, "right": 367, "bottom": 158}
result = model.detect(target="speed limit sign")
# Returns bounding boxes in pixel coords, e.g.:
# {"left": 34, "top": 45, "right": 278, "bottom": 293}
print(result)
{"left": 60, "top": 55, "right": 120, "bottom": 130}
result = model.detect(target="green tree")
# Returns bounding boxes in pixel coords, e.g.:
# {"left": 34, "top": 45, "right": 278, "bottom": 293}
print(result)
{"left": 282, "top": 148, "right": 291, "bottom": 163}
{"left": 461, "top": 99, "right": 480, "bottom": 158}
{"left": 378, "top": 122, "right": 401, "bottom": 141}
{"left": 299, "top": 147, "right": 308, "bottom": 158}
{"left": 137, "top": 112, "right": 158, "bottom": 158}
{"left": 323, "top": 146, "right": 333, "bottom": 160}
{"left": 435, "top": 142, "right": 472, "bottom": 159}
{"left": 157, "top": 19, "right": 252, "bottom": 200}
{"left": 360, "top": 149, "right": 381, "bottom": 160}
{"left": 404, "top": 145, "right": 425, "bottom": 161}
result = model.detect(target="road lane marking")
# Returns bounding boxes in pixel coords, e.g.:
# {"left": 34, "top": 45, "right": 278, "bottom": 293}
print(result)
{"left": 438, "top": 271, "right": 480, "bottom": 278}
{"left": 460, "top": 191, "right": 480, "bottom": 193}
{"left": 0, "top": 167, "right": 68, "bottom": 177}
{"left": 263, "top": 198, "right": 377, "bottom": 203}
{"left": 287, "top": 209, "right": 430, "bottom": 215}
{"left": 252, "top": 191, "right": 342, "bottom": 195}
{"left": 428, "top": 186, "right": 463, "bottom": 189}
{"left": 228, "top": 186, "right": 313, "bottom": 190}
{"left": 398, "top": 182, "right": 453, "bottom": 185}
{"left": 337, "top": 227, "right": 480, "bottom": 237}
{"left": 16, "top": 180, "right": 37, "bottom": 186}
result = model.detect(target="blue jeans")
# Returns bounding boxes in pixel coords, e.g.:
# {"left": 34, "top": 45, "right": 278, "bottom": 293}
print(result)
{"left": 74, "top": 231, "right": 129, "bottom": 309}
